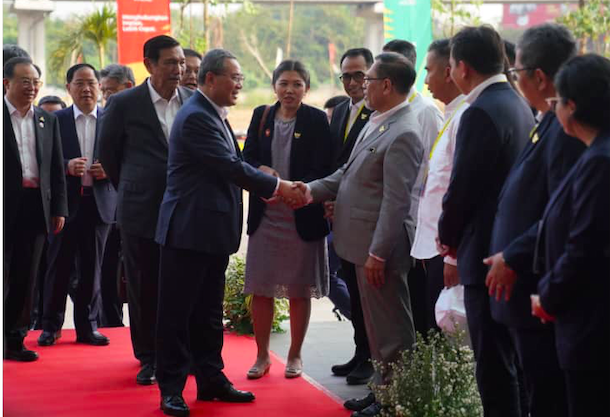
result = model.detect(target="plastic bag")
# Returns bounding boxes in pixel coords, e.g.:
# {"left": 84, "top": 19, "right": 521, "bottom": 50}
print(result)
{"left": 435, "top": 285, "right": 468, "bottom": 333}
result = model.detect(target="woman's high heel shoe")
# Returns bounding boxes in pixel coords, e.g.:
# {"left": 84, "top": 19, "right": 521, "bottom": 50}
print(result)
{"left": 247, "top": 363, "right": 271, "bottom": 379}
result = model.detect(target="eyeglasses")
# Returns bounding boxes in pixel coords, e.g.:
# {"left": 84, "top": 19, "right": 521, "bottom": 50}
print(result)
{"left": 339, "top": 71, "right": 365, "bottom": 84}
{"left": 545, "top": 96, "right": 561, "bottom": 112}
{"left": 506, "top": 67, "right": 534, "bottom": 81}
{"left": 363, "top": 76, "right": 387, "bottom": 83}
{"left": 217, "top": 73, "right": 245, "bottom": 84}
{"left": 17, "top": 78, "right": 43, "bottom": 88}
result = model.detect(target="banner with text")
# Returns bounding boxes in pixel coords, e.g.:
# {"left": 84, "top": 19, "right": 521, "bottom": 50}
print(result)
{"left": 117, "top": 0, "right": 171, "bottom": 84}
{"left": 383, "top": 0, "right": 434, "bottom": 92}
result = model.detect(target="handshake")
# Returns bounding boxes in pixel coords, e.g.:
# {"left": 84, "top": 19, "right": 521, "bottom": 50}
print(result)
{"left": 260, "top": 163, "right": 310, "bottom": 209}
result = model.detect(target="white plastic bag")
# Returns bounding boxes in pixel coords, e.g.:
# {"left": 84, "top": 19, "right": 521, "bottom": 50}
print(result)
{"left": 435, "top": 285, "right": 468, "bottom": 334}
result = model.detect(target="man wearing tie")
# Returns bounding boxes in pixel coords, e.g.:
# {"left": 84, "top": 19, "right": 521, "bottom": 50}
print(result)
{"left": 154, "top": 49, "right": 305, "bottom": 417}
{"left": 98, "top": 35, "right": 194, "bottom": 386}
{"left": 4, "top": 57, "right": 67, "bottom": 361}
{"left": 38, "top": 64, "right": 117, "bottom": 347}
{"left": 327, "top": 47, "right": 375, "bottom": 385}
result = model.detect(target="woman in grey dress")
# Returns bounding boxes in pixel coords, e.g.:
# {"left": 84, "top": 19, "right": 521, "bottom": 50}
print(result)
{"left": 242, "top": 60, "right": 333, "bottom": 379}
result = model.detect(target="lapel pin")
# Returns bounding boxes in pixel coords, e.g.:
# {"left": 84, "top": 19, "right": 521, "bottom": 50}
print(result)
{"left": 38, "top": 116, "right": 45, "bottom": 128}
{"left": 294, "top": 132, "right": 301, "bottom": 139}
{"left": 379, "top": 125, "right": 385, "bottom": 133}
{"left": 361, "top": 113, "right": 368, "bottom": 120}
{"left": 265, "top": 128, "right": 271, "bottom": 137}
{"left": 368, "top": 147, "right": 376, "bottom": 153}
{"left": 531, "top": 133, "right": 540, "bottom": 144}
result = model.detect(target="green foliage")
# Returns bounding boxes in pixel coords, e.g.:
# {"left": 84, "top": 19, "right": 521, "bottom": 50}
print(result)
{"left": 431, "top": 0, "right": 483, "bottom": 37}
{"left": 223, "top": 255, "right": 289, "bottom": 335}
{"left": 373, "top": 330, "right": 482, "bottom": 417}
{"left": 557, "top": 0, "right": 610, "bottom": 57}
{"left": 3, "top": 6, "right": 18, "bottom": 45}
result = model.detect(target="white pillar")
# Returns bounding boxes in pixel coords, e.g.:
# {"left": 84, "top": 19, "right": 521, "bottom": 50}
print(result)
{"left": 356, "top": 3, "right": 385, "bottom": 55}
{"left": 11, "top": 0, "right": 55, "bottom": 83}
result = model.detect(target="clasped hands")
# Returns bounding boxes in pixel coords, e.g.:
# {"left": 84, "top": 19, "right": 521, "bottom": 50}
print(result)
{"left": 259, "top": 165, "right": 309, "bottom": 209}
{"left": 67, "top": 157, "right": 107, "bottom": 180}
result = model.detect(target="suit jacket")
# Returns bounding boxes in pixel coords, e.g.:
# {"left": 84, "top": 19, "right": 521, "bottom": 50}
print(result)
{"left": 243, "top": 102, "right": 332, "bottom": 241}
{"left": 438, "top": 82, "right": 535, "bottom": 286}
{"left": 55, "top": 106, "right": 117, "bottom": 224}
{"left": 329, "top": 99, "right": 373, "bottom": 171}
{"left": 97, "top": 81, "right": 194, "bottom": 238}
{"left": 536, "top": 130, "right": 610, "bottom": 371}
{"left": 489, "top": 112, "right": 586, "bottom": 328}
{"left": 155, "top": 91, "right": 278, "bottom": 255}
{"left": 4, "top": 102, "right": 68, "bottom": 234}
{"left": 309, "top": 104, "right": 423, "bottom": 267}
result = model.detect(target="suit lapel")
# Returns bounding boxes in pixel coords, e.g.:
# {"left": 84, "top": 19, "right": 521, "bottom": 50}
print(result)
{"left": 289, "top": 104, "right": 307, "bottom": 174}
{"left": 93, "top": 106, "right": 103, "bottom": 159}
{"left": 197, "top": 92, "right": 236, "bottom": 154}
{"left": 4, "top": 102, "right": 21, "bottom": 171}
{"left": 33, "top": 107, "right": 47, "bottom": 165}
{"left": 140, "top": 81, "right": 169, "bottom": 149}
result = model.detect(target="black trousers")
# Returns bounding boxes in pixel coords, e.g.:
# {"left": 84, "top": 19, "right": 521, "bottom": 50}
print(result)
{"left": 42, "top": 196, "right": 110, "bottom": 336}
{"left": 509, "top": 326, "right": 568, "bottom": 417}
{"left": 120, "top": 230, "right": 160, "bottom": 366}
{"left": 156, "top": 245, "right": 230, "bottom": 396}
{"left": 408, "top": 256, "right": 445, "bottom": 335}
{"left": 464, "top": 285, "right": 522, "bottom": 417}
{"left": 4, "top": 189, "right": 46, "bottom": 349}
{"left": 99, "top": 225, "right": 124, "bottom": 327}
{"left": 340, "top": 258, "right": 370, "bottom": 361}
{"left": 564, "top": 369, "right": 610, "bottom": 417}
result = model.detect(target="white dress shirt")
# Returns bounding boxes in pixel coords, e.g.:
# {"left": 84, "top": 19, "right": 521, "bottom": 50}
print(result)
{"left": 147, "top": 78, "right": 181, "bottom": 140}
{"left": 73, "top": 104, "right": 98, "bottom": 187}
{"left": 464, "top": 73, "right": 508, "bottom": 104}
{"left": 410, "top": 95, "right": 468, "bottom": 265}
{"left": 197, "top": 89, "right": 236, "bottom": 153}
{"left": 5, "top": 96, "right": 39, "bottom": 188}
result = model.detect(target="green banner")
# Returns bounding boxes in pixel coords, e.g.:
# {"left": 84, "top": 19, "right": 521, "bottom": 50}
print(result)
{"left": 383, "top": 0, "right": 434, "bottom": 92}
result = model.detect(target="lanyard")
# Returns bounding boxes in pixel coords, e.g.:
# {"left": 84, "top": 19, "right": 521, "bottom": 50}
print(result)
{"left": 429, "top": 100, "right": 466, "bottom": 160}
{"left": 344, "top": 103, "right": 366, "bottom": 142}
{"left": 408, "top": 91, "right": 417, "bottom": 103}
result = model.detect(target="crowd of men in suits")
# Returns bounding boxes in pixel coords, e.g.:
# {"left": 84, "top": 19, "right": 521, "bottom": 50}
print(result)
{"left": 4, "top": 21, "right": 609, "bottom": 417}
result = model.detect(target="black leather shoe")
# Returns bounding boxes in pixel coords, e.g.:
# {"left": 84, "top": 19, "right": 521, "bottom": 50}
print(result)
{"left": 331, "top": 355, "right": 361, "bottom": 376}
{"left": 346, "top": 360, "right": 374, "bottom": 385}
{"left": 4, "top": 347, "right": 39, "bottom": 362}
{"left": 352, "top": 402, "right": 383, "bottom": 417}
{"left": 344, "top": 393, "right": 376, "bottom": 411}
{"left": 38, "top": 331, "right": 61, "bottom": 346}
{"left": 160, "top": 395, "right": 189, "bottom": 417}
{"left": 197, "top": 384, "right": 255, "bottom": 403}
{"left": 76, "top": 331, "right": 109, "bottom": 346}
{"left": 136, "top": 363, "right": 156, "bottom": 385}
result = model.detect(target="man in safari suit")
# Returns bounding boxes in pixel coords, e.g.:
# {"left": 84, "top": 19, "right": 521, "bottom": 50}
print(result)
{"left": 298, "top": 52, "right": 423, "bottom": 417}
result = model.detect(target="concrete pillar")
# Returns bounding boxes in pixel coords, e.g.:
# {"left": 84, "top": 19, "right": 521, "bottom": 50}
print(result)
{"left": 356, "top": 3, "right": 384, "bottom": 55}
{"left": 11, "top": 0, "right": 55, "bottom": 83}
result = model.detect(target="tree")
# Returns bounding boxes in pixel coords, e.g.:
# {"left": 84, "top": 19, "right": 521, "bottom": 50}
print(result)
{"left": 557, "top": 0, "right": 610, "bottom": 56}
{"left": 431, "top": 0, "right": 483, "bottom": 37}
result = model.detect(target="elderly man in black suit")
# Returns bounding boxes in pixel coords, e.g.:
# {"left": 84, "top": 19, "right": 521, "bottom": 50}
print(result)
{"left": 38, "top": 63, "right": 117, "bottom": 348}
{"left": 154, "top": 49, "right": 306, "bottom": 417}
{"left": 3, "top": 57, "right": 67, "bottom": 361}
{"left": 484, "top": 24, "right": 586, "bottom": 417}
{"left": 98, "top": 35, "right": 194, "bottom": 386}
{"left": 437, "top": 26, "right": 535, "bottom": 416}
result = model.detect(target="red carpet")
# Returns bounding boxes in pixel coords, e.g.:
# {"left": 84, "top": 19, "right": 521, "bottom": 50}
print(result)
{"left": 3, "top": 328, "right": 350, "bottom": 417}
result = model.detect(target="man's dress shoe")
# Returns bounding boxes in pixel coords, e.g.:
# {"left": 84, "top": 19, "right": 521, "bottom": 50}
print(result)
{"left": 38, "top": 331, "right": 61, "bottom": 346}
{"left": 331, "top": 355, "right": 361, "bottom": 376}
{"left": 136, "top": 363, "right": 156, "bottom": 385}
{"left": 352, "top": 402, "right": 383, "bottom": 417}
{"left": 160, "top": 395, "right": 189, "bottom": 417}
{"left": 4, "top": 347, "right": 39, "bottom": 362}
{"left": 76, "top": 331, "right": 109, "bottom": 346}
{"left": 197, "top": 384, "right": 255, "bottom": 402}
{"left": 346, "top": 360, "right": 374, "bottom": 385}
{"left": 344, "top": 393, "right": 376, "bottom": 411}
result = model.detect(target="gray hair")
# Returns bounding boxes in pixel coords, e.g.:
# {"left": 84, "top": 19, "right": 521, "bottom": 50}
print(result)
{"left": 100, "top": 64, "right": 135, "bottom": 85}
{"left": 517, "top": 23, "right": 576, "bottom": 80}
{"left": 198, "top": 49, "right": 237, "bottom": 85}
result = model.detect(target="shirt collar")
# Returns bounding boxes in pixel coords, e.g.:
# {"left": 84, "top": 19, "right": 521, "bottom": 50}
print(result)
{"left": 5, "top": 96, "right": 34, "bottom": 117}
{"left": 147, "top": 78, "right": 179, "bottom": 105}
{"left": 351, "top": 98, "right": 365, "bottom": 109}
{"left": 464, "top": 74, "right": 508, "bottom": 104}
{"left": 73, "top": 104, "right": 98, "bottom": 120}
{"left": 445, "top": 94, "right": 466, "bottom": 115}
{"left": 369, "top": 99, "right": 409, "bottom": 125}
{"left": 197, "top": 89, "right": 229, "bottom": 120}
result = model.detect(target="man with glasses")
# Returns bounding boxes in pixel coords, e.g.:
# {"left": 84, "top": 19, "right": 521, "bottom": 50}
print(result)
{"left": 38, "top": 63, "right": 117, "bottom": 348}
{"left": 4, "top": 57, "right": 67, "bottom": 361}
{"left": 327, "top": 47, "right": 375, "bottom": 386}
{"left": 180, "top": 49, "right": 202, "bottom": 91}
{"left": 484, "top": 24, "right": 586, "bottom": 417}
{"left": 99, "top": 35, "right": 194, "bottom": 386}
{"left": 100, "top": 63, "right": 135, "bottom": 104}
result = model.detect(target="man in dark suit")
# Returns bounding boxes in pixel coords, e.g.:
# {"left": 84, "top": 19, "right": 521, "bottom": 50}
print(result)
{"left": 38, "top": 64, "right": 117, "bottom": 347}
{"left": 154, "top": 49, "right": 305, "bottom": 417}
{"left": 3, "top": 57, "right": 67, "bottom": 361}
{"left": 326, "top": 47, "right": 375, "bottom": 385}
{"left": 437, "top": 26, "right": 535, "bottom": 416}
{"left": 98, "top": 35, "right": 193, "bottom": 386}
{"left": 484, "top": 24, "right": 586, "bottom": 417}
